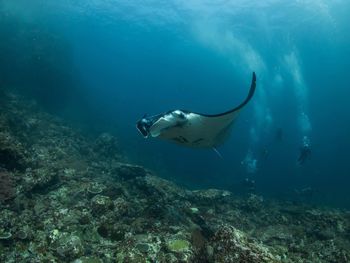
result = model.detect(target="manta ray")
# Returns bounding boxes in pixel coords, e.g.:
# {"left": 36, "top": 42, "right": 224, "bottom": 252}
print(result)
{"left": 136, "top": 72, "right": 256, "bottom": 149}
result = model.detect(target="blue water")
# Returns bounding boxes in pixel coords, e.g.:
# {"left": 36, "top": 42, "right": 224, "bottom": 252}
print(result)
{"left": 1, "top": 0, "right": 350, "bottom": 207}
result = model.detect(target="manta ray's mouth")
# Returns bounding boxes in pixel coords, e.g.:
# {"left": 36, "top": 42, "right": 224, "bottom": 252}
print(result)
{"left": 136, "top": 119, "right": 150, "bottom": 138}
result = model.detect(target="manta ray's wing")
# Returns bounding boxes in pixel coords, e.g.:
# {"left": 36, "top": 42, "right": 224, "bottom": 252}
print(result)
{"left": 157, "top": 108, "right": 241, "bottom": 148}
{"left": 158, "top": 72, "right": 256, "bottom": 148}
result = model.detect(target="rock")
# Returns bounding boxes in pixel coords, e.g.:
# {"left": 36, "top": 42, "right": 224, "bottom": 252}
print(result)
{"left": 257, "top": 225, "right": 293, "bottom": 245}
{"left": 53, "top": 233, "right": 83, "bottom": 260}
{"left": 90, "top": 195, "right": 113, "bottom": 215}
{"left": 135, "top": 175, "right": 190, "bottom": 200}
{"left": 136, "top": 242, "right": 152, "bottom": 253}
{"left": 211, "top": 225, "right": 280, "bottom": 263}
{"left": 192, "top": 189, "right": 231, "bottom": 204}
{"left": 116, "top": 163, "right": 149, "bottom": 180}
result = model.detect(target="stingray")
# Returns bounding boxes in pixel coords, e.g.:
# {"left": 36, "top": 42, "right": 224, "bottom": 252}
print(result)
{"left": 136, "top": 72, "right": 256, "bottom": 149}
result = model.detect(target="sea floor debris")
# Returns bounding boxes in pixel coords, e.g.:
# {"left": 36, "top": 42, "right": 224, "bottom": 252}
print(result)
{"left": 0, "top": 91, "right": 350, "bottom": 262}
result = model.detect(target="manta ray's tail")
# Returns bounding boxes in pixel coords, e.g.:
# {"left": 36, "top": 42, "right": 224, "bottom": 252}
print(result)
{"left": 242, "top": 72, "right": 256, "bottom": 106}
{"left": 238, "top": 72, "right": 256, "bottom": 110}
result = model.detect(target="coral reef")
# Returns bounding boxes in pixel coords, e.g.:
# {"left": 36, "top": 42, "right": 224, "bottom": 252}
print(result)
{"left": 0, "top": 90, "right": 349, "bottom": 262}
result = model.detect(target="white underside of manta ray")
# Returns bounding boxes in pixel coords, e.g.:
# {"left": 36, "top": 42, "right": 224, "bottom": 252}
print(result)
{"left": 136, "top": 72, "right": 256, "bottom": 148}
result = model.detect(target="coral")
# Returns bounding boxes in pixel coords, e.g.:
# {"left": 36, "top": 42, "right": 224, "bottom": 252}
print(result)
{"left": 73, "top": 257, "right": 103, "bottom": 263}
{"left": 90, "top": 195, "right": 113, "bottom": 215}
{"left": 15, "top": 225, "right": 32, "bottom": 241}
{"left": 210, "top": 225, "right": 280, "bottom": 263}
{"left": 115, "top": 234, "right": 163, "bottom": 262}
{"left": 166, "top": 239, "right": 191, "bottom": 252}
{"left": 0, "top": 229, "right": 12, "bottom": 241}
{"left": 87, "top": 182, "right": 106, "bottom": 196}
{"left": 50, "top": 231, "right": 84, "bottom": 260}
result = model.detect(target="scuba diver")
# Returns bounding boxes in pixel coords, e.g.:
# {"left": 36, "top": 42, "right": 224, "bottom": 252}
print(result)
{"left": 297, "top": 136, "right": 311, "bottom": 165}
{"left": 241, "top": 150, "right": 258, "bottom": 174}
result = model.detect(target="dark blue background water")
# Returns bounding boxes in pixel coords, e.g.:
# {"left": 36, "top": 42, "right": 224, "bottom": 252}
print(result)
{"left": 1, "top": 0, "right": 350, "bottom": 206}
